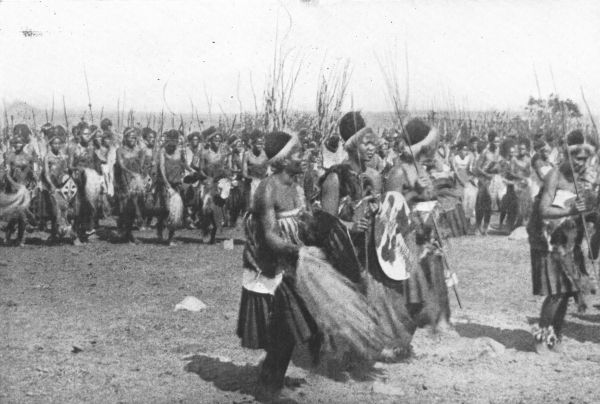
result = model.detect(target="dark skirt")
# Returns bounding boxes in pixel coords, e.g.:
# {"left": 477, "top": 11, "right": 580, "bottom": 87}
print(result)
{"left": 237, "top": 275, "right": 318, "bottom": 350}
{"left": 405, "top": 251, "right": 451, "bottom": 326}
{"left": 236, "top": 288, "right": 273, "bottom": 349}
{"left": 531, "top": 247, "right": 586, "bottom": 296}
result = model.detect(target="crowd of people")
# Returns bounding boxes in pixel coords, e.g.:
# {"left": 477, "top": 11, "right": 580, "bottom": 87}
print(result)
{"left": 1, "top": 109, "right": 599, "bottom": 401}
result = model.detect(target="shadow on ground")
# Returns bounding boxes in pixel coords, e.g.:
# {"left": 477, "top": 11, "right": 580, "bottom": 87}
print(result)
{"left": 455, "top": 323, "right": 536, "bottom": 352}
{"left": 184, "top": 354, "right": 305, "bottom": 403}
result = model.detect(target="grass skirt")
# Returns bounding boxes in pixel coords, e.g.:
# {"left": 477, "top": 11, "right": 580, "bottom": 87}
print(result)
{"left": 295, "top": 247, "right": 393, "bottom": 361}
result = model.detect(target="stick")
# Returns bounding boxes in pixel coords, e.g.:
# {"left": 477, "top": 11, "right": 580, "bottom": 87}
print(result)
{"left": 581, "top": 87, "right": 599, "bottom": 144}
{"left": 561, "top": 103, "right": 596, "bottom": 277}
{"left": 533, "top": 64, "right": 542, "bottom": 100}
{"left": 431, "top": 212, "right": 463, "bottom": 309}
{"left": 51, "top": 94, "right": 55, "bottom": 123}
{"left": 83, "top": 65, "right": 94, "bottom": 123}
{"left": 62, "top": 96, "right": 69, "bottom": 132}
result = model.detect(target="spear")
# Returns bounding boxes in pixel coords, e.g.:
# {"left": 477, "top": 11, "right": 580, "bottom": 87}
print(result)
{"left": 533, "top": 64, "right": 542, "bottom": 101}
{"left": 32, "top": 108, "right": 37, "bottom": 131}
{"left": 51, "top": 94, "right": 55, "bottom": 123}
{"left": 561, "top": 102, "right": 596, "bottom": 279}
{"left": 62, "top": 96, "right": 69, "bottom": 132}
{"left": 116, "top": 98, "right": 120, "bottom": 131}
{"left": 45, "top": 109, "right": 49, "bottom": 123}
{"left": 99, "top": 106, "right": 104, "bottom": 122}
{"left": 580, "top": 87, "right": 599, "bottom": 144}
{"left": 83, "top": 65, "right": 94, "bottom": 123}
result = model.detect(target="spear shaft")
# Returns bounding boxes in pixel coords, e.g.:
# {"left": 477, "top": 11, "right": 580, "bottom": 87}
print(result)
{"left": 580, "top": 87, "right": 599, "bottom": 143}
{"left": 62, "top": 96, "right": 69, "bottom": 132}
{"left": 83, "top": 66, "right": 94, "bottom": 123}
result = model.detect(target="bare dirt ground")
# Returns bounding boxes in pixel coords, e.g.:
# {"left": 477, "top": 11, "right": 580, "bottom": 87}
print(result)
{"left": 2, "top": 221, "right": 600, "bottom": 404}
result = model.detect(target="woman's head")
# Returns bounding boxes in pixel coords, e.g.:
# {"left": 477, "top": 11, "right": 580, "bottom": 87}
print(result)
{"left": 49, "top": 136, "right": 62, "bottom": 153}
{"left": 566, "top": 130, "right": 594, "bottom": 173}
{"left": 345, "top": 127, "right": 379, "bottom": 164}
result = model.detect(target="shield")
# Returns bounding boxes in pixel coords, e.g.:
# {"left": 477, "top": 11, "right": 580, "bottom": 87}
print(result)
{"left": 374, "top": 191, "right": 413, "bottom": 281}
{"left": 59, "top": 175, "right": 77, "bottom": 202}
{"left": 217, "top": 177, "right": 232, "bottom": 200}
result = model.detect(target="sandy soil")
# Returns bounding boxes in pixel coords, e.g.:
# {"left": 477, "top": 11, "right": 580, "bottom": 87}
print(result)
{"left": 2, "top": 223, "right": 600, "bottom": 404}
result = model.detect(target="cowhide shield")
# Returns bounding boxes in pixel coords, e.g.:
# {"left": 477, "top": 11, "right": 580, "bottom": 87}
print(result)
{"left": 373, "top": 191, "right": 413, "bottom": 281}
{"left": 217, "top": 177, "right": 232, "bottom": 200}
{"left": 59, "top": 174, "right": 77, "bottom": 202}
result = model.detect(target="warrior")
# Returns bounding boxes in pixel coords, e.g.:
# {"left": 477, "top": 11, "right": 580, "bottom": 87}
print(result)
{"left": 156, "top": 130, "right": 187, "bottom": 245}
{"left": 452, "top": 140, "right": 477, "bottom": 230}
{"left": 139, "top": 127, "right": 159, "bottom": 229}
{"left": 224, "top": 135, "right": 246, "bottom": 226}
{"left": 527, "top": 130, "right": 595, "bottom": 352}
{"left": 41, "top": 127, "right": 70, "bottom": 242}
{"left": 115, "top": 127, "right": 146, "bottom": 243}
{"left": 67, "top": 124, "right": 106, "bottom": 244}
{"left": 100, "top": 118, "right": 117, "bottom": 146}
{"left": 531, "top": 139, "right": 554, "bottom": 197}
{"left": 319, "top": 112, "right": 419, "bottom": 361}
{"left": 2, "top": 128, "right": 37, "bottom": 246}
{"left": 474, "top": 130, "right": 503, "bottom": 235}
{"left": 198, "top": 129, "right": 229, "bottom": 242}
{"left": 183, "top": 131, "right": 203, "bottom": 228}
{"left": 504, "top": 140, "right": 532, "bottom": 230}
{"left": 385, "top": 118, "right": 452, "bottom": 331}
{"left": 242, "top": 131, "right": 268, "bottom": 210}
{"left": 236, "top": 130, "right": 319, "bottom": 400}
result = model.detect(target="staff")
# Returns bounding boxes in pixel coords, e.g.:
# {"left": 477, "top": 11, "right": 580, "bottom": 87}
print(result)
{"left": 401, "top": 120, "right": 463, "bottom": 309}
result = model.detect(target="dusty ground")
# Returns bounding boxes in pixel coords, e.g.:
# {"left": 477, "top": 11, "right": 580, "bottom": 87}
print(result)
{"left": 2, "top": 221, "right": 600, "bottom": 404}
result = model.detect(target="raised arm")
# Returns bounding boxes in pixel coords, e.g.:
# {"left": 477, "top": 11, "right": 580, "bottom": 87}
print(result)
{"left": 539, "top": 168, "right": 584, "bottom": 219}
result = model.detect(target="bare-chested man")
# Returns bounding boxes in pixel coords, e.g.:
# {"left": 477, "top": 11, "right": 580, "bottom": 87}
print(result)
{"left": 527, "top": 130, "right": 595, "bottom": 352}
{"left": 474, "top": 130, "right": 503, "bottom": 235}
{"left": 242, "top": 132, "right": 268, "bottom": 210}
{"left": 67, "top": 124, "right": 105, "bottom": 244}
{"left": 115, "top": 127, "right": 145, "bottom": 243}
{"left": 236, "top": 131, "right": 317, "bottom": 401}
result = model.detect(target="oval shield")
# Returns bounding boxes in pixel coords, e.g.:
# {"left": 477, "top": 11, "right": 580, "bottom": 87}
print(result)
{"left": 374, "top": 191, "right": 413, "bottom": 281}
{"left": 59, "top": 175, "right": 77, "bottom": 202}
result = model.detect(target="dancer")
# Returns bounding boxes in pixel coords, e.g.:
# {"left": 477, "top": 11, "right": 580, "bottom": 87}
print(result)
{"left": 236, "top": 130, "right": 319, "bottom": 400}
{"left": 41, "top": 127, "right": 70, "bottom": 242}
{"left": 527, "top": 130, "right": 595, "bottom": 352}
{"left": 156, "top": 130, "right": 187, "bottom": 246}
{"left": 385, "top": 118, "right": 452, "bottom": 331}
{"left": 474, "top": 130, "right": 503, "bottom": 235}
{"left": 115, "top": 127, "right": 145, "bottom": 243}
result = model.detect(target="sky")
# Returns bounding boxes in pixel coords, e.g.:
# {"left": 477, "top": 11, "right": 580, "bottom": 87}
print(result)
{"left": 1, "top": 0, "right": 599, "bottom": 115}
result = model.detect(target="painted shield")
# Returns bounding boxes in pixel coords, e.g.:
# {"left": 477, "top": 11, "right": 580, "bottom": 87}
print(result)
{"left": 59, "top": 175, "right": 77, "bottom": 202}
{"left": 374, "top": 191, "right": 413, "bottom": 281}
{"left": 217, "top": 177, "right": 232, "bottom": 200}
